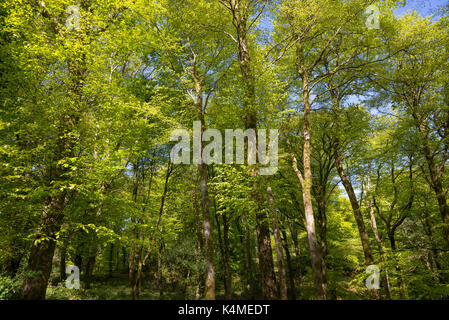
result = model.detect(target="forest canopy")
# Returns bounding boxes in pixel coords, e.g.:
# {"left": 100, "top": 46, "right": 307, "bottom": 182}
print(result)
{"left": 0, "top": 0, "right": 449, "bottom": 300}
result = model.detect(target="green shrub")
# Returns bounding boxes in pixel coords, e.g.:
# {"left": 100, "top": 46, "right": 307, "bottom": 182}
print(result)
{"left": 0, "top": 276, "right": 22, "bottom": 300}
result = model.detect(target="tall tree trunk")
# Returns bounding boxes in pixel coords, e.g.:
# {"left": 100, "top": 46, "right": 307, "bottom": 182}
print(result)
{"left": 198, "top": 124, "right": 215, "bottom": 300}
{"left": 388, "top": 231, "right": 406, "bottom": 299}
{"left": 301, "top": 82, "right": 327, "bottom": 300}
{"left": 3, "top": 255, "right": 22, "bottom": 278}
{"left": 115, "top": 243, "right": 120, "bottom": 273}
{"left": 291, "top": 226, "right": 303, "bottom": 298}
{"left": 213, "top": 198, "right": 228, "bottom": 298}
{"left": 267, "top": 185, "right": 288, "bottom": 300}
{"left": 242, "top": 214, "right": 255, "bottom": 299}
{"left": 331, "top": 95, "right": 374, "bottom": 266}
{"left": 22, "top": 194, "right": 66, "bottom": 299}
{"left": 59, "top": 239, "right": 67, "bottom": 282}
{"left": 157, "top": 241, "right": 164, "bottom": 297}
{"left": 367, "top": 194, "right": 392, "bottom": 299}
{"left": 315, "top": 190, "right": 329, "bottom": 297}
{"left": 109, "top": 243, "right": 114, "bottom": 278}
{"left": 281, "top": 230, "right": 296, "bottom": 300}
{"left": 223, "top": 215, "right": 232, "bottom": 300}
{"left": 129, "top": 162, "right": 142, "bottom": 300}
{"left": 422, "top": 203, "right": 444, "bottom": 283}
{"left": 122, "top": 247, "right": 127, "bottom": 272}
{"left": 284, "top": 73, "right": 327, "bottom": 300}
{"left": 84, "top": 238, "right": 97, "bottom": 289}
{"left": 333, "top": 142, "right": 374, "bottom": 265}
{"left": 22, "top": 1, "right": 89, "bottom": 299}
{"left": 418, "top": 127, "right": 449, "bottom": 246}
{"left": 193, "top": 183, "right": 203, "bottom": 300}
{"left": 227, "top": 1, "right": 278, "bottom": 299}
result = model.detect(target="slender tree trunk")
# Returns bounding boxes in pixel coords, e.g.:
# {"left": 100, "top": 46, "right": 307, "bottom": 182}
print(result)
{"left": 419, "top": 129, "right": 449, "bottom": 246}
{"left": 157, "top": 241, "right": 163, "bottom": 297}
{"left": 291, "top": 226, "right": 303, "bottom": 298}
{"left": 388, "top": 232, "right": 406, "bottom": 299}
{"left": 227, "top": 1, "right": 278, "bottom": 299}
{"left": 331, "top": 96, "right": 373, "bottom": 266}
{"left": 193, "top": 184, "right": 203, "bottom": 300}
{"left": 284, "top": 75, "right": 327, "bottom": 299}
{"left": 334, "top": 142, "right": 374, "bottom": 265}
{"left": 213, "top": 199, "right": 227, "bottom": 298}
{"left": 3, "top": 255, "right": 22, "bottom": 278}
{"left": 122, "top": 247, "right": 127, "bottom": 272}
{"left": 84, "top": 238, "right": 97, "bottom": 289}
{"left": 242, "top": 214, "right": 255, "bottom": 299}
{"left": 192, "top": 74, "right": 215, "bottom": 299}
{"left": 129, "top": 163, "right": 142, "bottom": 300}
{"left": 302, "top": 86, "right": 326, "bottom": 300}
{"left": 422, "top": 204, "right": 444, "bottom": 283}
{"left": 315, "top": 191, "right": 329, "bottom": 296}
{"left": 281, "top": 230, "right": 296, "bottom": 300}
{"left": 223, "top": 215, "right": 232, "bottom": 300}
{"left": 267, "top": 185, "right": 288, "bottom": 300}
{"left": 199, "top": 139, "right": 215, "bottom": 300}
{"left": 367, "top": 195, "right": 392, "bottom": 299}
{"left": 115, "top": 243, "right": 120, "bottom": 273}
{"left": 109, "top": 243, "right": 114, "bottom": 278}
{"left": 59, "top": 239, "right": 67, "bottom": 282}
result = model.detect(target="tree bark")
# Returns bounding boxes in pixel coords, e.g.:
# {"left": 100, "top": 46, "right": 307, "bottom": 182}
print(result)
{"left": 291, "top": 226, "right": 303, "bottom": 298}
{"left": 193, "top": 183, "right": 203, "bottom": 300}
{"left": 223, "top": 215, "right": 232, "bottom": 300}
{"left": 59, "top": 239, "right": 67, "bottom": 282}
{"left": 422, "top": 203, "right": 444, "bottom": 283}
{"left": 267, "top": 185, "right": 288, "bottom": 300}
{"left": 367, "top": 195, "right": 392, "bottom": 299}
{"left": 419, "top": 128, "right": 449, "bottom": 246}
{"left": 196, "top": 107, "right": 215, "bottom": 300}
{"left": 22, "top": 194, "right": 66, "bottom": 300}
{"left": 284, "top": 74, "right": 327, "bottom": 299}
{"left": 84, "top": 238, "right": 97, "bottom": 289}
{"left": 333, "top": 141, "right": 374, "bottom": 265}
{"left": 281, "top": 230, "right": 296, "bottom": 300}
{"left": 226, "top": 0, "right": 278, "bottom": 299}
{"left": 302, "top": 84, "right": 327, "bottom": 300}
{"left": 242, "top": 214, "right": 255, "bottom": 299}
{"left": 109, "top": 243, "right": 114, "bottom": 278}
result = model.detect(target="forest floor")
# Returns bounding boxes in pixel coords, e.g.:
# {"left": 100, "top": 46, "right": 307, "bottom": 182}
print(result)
{"left": 46, "top": 273, "right": 248, "bottom": 300}
{"left": 44, "top": 272, "right": 360, "bottom": 300}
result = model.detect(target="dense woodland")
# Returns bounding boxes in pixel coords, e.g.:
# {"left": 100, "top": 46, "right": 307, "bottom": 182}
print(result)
{"left": 1, "top": 0, "right": 449, "bottom": 300}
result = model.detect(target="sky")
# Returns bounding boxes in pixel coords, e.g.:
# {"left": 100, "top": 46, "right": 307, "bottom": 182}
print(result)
{"left": 394, "top": 0, "right": 447, "bottom": 17}
{"left": 258, "top": 0, "right": 448, "bottom": 30}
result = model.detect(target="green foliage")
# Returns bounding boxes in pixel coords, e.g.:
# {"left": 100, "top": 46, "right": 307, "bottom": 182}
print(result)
{"left": 1, "top": 0, "right": 449, "bottom": 301}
